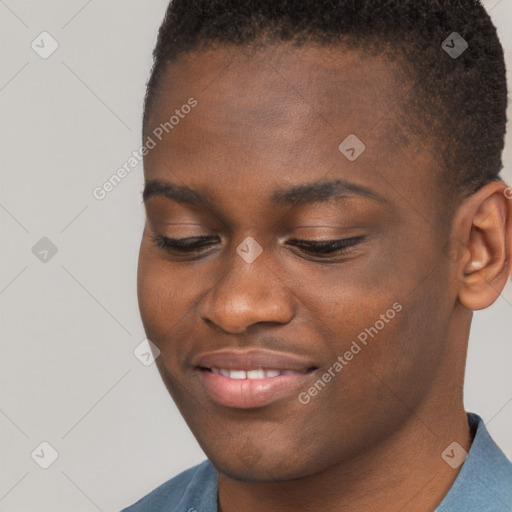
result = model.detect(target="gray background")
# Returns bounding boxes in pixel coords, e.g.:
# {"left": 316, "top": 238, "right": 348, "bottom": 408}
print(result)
{"left": 0, "top": 1, "right": 511, "bottom": 511}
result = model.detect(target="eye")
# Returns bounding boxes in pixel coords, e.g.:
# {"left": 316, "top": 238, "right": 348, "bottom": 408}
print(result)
{"left": 286, "top": 236, "right": 365, "bottom": 257}
{"left": 151, "top": 234, "right": 365, "bottom": 259}
{"left": 151, "top": 234, "right": 219, "bottom": 253}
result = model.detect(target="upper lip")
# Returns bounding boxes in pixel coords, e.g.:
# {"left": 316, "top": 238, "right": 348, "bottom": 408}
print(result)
{"left": 193, "top": 349, "right": 317, "bottom": 372}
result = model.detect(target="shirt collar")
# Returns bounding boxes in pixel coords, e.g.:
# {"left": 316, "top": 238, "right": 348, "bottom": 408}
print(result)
{"left": 435, "top": 412, "right": 512, "bottom": 511}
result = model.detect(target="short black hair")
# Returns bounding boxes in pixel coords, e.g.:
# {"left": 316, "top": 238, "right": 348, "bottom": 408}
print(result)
{"left": 143, "top": 0, "right": 507, "bottom": 194}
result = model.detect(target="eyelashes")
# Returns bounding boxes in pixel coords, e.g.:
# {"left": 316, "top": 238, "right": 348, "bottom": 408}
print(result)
{"left": 285, "top": 236, "right": 365, "bottom": 255}
{"left": 151, "top": 235, "right": 217, "bottom": 252}
{"left": 150, "top": 234, "right": 365, "bottom": 259}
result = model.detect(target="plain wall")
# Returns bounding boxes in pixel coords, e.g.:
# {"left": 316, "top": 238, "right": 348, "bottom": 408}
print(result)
{"left": 1, "top": 1, "right": 511, "bottom": 511}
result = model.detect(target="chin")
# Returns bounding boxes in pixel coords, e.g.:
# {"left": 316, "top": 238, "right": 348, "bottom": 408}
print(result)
{"left": 214, "top": 458, "right": 304, "bottom": 483}
{"left": 205, "top": 441, "right": 329, "bottom": 483}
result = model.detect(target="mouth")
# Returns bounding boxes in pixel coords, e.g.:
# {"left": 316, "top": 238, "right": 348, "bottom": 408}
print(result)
{"left": 194, "top": 349, "right": 318, "bottom": 409}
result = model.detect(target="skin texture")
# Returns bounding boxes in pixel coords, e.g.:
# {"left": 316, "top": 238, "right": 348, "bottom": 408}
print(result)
{"left": 137, "top": 44, "right": 512, "bottom": 512}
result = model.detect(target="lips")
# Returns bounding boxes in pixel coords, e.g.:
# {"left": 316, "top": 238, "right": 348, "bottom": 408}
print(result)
{"left": 193, "top": 349, "right": 317, "bottom": 409}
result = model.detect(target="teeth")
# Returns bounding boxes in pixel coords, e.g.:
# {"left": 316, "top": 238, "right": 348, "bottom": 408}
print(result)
{"left": 247, "top": 369, "right": 265, "bottom": 379}
{"left": 229, "top": 370, "right": 246, "bottom": 379}
{"left": 209, "top": 368, "right": 298, "bottom": 379}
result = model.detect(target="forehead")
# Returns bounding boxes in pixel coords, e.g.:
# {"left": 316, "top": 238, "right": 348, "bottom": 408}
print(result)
{"left": 147, "top": 43, "right": 411, "bottom": 138}
{"left": 143, "top": 44, "right": 438, "bottom": 212}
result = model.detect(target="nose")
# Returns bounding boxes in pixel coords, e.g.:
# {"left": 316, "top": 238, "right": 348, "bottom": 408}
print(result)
{"left": 198, "top": 244, "right": 295, "bottom": 334}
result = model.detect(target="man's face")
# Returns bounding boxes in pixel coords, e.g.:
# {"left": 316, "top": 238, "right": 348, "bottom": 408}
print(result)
{"left": 138, "top": 44, "right": 459, "bottom": 480}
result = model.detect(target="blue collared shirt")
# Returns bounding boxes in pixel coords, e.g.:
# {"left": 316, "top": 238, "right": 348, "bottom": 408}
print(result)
{"left": 121, "top": 413, "right": 512, "bottom": 511}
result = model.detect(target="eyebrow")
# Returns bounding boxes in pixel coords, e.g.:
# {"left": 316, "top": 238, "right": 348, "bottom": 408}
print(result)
{"left": 142, "top": 178, "right": 388, "bottom": 208}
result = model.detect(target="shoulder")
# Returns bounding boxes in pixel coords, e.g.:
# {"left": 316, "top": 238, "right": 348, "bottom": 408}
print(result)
{"left": 120, "top": 459, "right": 218, "bottom": 512}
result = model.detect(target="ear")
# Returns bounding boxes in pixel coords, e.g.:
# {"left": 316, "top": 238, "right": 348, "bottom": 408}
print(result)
{"left": 452, "top": 181, "right": 512, "bottom": 311}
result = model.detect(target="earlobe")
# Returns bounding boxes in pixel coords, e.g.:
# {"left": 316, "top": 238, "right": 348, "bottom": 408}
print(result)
{"left": 456, "top": 181, "right": 512, "bottom": 311}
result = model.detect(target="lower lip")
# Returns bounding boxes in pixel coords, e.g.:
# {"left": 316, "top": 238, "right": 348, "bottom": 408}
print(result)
{"left": 198, "top": 369, "right": 314, "bottom": 409}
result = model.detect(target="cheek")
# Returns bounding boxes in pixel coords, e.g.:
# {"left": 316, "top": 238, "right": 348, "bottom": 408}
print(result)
{"left": 136, "top": 246, "right": 191, "bottom": 353}
{"left": 137, "top": 241, "right": 223, "bottom": 372}
{"left": 137, "top": 255, "right": 167, "bottom": 332}
{"left": 302, "top": 257, "right": 449, "bottom": 397}
{"left": 327, "top": 277, "right": 451, "bottom": 416}
{"left": 292, "top": 259, "right": 400, "bottom": 336}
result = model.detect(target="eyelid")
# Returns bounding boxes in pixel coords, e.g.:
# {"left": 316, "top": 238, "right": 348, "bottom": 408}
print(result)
{"left": 151, "top": 234, "right": 218, "bottom": 249}
{"left": 285, "top": 236, "right": 365, "bottom": 255}
{"left": 150, "top": 233, "right": 365, "bottom": 259}
{"left": 286, "top": 236, "right": 364, "bottom": 246}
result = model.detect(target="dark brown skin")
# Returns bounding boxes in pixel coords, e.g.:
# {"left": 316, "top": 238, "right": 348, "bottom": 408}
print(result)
{"left": 137, "top": 44, "right": 512, "bottom": 512}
